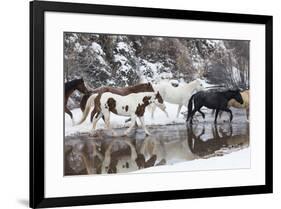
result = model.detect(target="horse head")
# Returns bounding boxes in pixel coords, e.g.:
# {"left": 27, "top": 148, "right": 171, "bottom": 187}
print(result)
{"left": 188, "top": 79, "right": 204, "bottom": 92}
{"left": 76, "top": 78, "right": 90, "bottom": 94}
{"left": 232, "top": 90, "right": 244, "bottom": 104}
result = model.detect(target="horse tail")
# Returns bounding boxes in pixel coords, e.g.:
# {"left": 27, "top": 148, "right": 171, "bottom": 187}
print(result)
{"left": 187, "top": 94, "right": 195, "bottom": 120}
{"left": 76, "top": 93, "right": 98, "bottom": 125}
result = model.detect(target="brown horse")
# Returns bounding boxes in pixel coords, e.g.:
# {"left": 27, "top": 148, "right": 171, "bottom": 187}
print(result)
{"left": 80, "top": 83, "right": 155, "bottom": 122}
{"left": 65, "top": 78, "right": 89, "bottom": 123}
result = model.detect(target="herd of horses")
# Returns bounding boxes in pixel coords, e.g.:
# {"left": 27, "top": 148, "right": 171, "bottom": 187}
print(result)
{"left": 65, "top": 78, "right": 249, "bottom": 136}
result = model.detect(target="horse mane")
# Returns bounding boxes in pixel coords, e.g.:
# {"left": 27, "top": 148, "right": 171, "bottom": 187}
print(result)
{"left": 219, "top": 89, "right": 240, "bottom": 100}
{"left": 65, "top": 78, "right": 83, "bottom": 92}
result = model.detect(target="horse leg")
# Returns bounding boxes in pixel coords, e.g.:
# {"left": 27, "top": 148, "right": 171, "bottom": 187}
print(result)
{"left": 222, "top": 108, "right": 233, "bottom": 122}
{"left": 212, "top": 109, "right": 223, "bottom": 119}
{"left": 90, "top": 112, "right": 102, "bottom": 136}
{"left": 103, "top": 111, "right": 117, "bottom": 136}
{"left": 214, "top": 109, "right": 219, "bottom": 124}
{"left": 176, "top": 105, "right": 182, "bottom": 118}
{"left": 124, "top": 115, "right": 137, "bottom": 136}
{"left": 65, "top": 106, "right": 74, "bottom": 125}
{"left": 90, "top": 109, "right": 96, "bottom": 122}
{"left": 227, "top": 108, "right": 233, "bottom": 122}
{"left": 198, "top": 110, "right": 205, "bottom": 119}
{"left": 189, "top": 109, "right": 197, "bottom": 124}
{"left": 139, "top": 116, "right": 151, "bottom": 136}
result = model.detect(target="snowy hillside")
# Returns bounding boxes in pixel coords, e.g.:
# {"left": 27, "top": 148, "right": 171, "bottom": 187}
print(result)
{"left": 64, "top": 33, "right": 249, "bottom": 100}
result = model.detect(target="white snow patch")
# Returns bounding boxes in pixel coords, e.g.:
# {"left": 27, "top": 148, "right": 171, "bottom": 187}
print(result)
{"left": 91, "top": 42, "right": 104, "bottom": 55}
{"left": 74, "top": 42, "right": 83, "bottom": 53}
{"left": 114, "top": 54, "right": 128, "bottom": 65}
{"left": 139, "top": 60, "right": 172, "bottom": 82}
{"left": 116, "top": 42, "right": 131, "bottom": 52}
{"left": 133, "top": 148, "right": 250, "bottom": 173}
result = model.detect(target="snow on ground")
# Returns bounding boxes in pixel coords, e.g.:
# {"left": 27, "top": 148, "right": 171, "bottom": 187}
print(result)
{"left": 133, "top": 148, "right": 250, "bottom": 174}
{"left": 65, "top": 102, "right": 187, "bottom": 136}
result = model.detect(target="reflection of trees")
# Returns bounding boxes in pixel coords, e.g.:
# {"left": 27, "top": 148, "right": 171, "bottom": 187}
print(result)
{"left": 64, "top": 140, "right": 104, "bottom": 175}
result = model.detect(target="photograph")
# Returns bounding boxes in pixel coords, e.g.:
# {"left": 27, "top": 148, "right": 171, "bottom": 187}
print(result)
{"left": 29, "top": 1, "right": 273, "bottom": 207}
{"left": 64, "top": 32, "right": 250, "bottom": 176}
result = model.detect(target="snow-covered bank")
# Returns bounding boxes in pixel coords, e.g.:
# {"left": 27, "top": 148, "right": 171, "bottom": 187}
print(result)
{"left": 133, "top": 148, "right": 250, "bottom": 174}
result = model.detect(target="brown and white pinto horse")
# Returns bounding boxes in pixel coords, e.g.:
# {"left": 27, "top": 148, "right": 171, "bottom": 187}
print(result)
{"left": 79, "top": 83, "right": 168, "bottom": 122}
{"left": 77, "top": 91, "right": 166, "bottom": 136}
{"left": 65, "top": 78, "right": 89, "bottom": 124}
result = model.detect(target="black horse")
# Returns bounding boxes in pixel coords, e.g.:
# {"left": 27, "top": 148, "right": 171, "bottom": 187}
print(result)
{"left": 186, "top": 90, "right": 243, "bottom": 124}
{"left": 65, "top": 78, "right": 89, "bottom": 121}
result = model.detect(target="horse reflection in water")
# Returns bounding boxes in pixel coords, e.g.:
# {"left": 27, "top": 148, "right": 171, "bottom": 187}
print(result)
{"left": 64, "top": 122, "right": 249, "bottom": 175}
{"left": 187, "top": 123, "right": 249, "bottom": 158}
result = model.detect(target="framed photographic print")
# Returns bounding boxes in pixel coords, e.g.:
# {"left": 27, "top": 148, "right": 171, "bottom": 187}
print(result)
{"left": 30, "top": 0, "right": 273, "bottom": 208}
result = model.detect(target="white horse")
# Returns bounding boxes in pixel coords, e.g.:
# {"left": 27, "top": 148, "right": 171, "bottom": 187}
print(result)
{"left": 151, "top": 79, "right": 204, "bottom": 118}
{"left": 77, "top": 91, "right": 166, "bottom": 136}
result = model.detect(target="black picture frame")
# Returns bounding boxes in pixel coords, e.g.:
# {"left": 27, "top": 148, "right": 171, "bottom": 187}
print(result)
{"left": 30, "top": 1, "right": 273, "bottom": 208}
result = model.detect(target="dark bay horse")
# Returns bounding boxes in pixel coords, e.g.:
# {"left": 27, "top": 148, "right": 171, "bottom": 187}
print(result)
{"left": 212, "top": 89, "right": 249, "bottom": 121}
{"left": 65, "top": 78, "right": 89, "bottom": 122}
{"left": 186, "top": 90, "right": 243, "bottom": 124}
{"left": 80, "top": 83, "right": 155, "bottom": 122}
